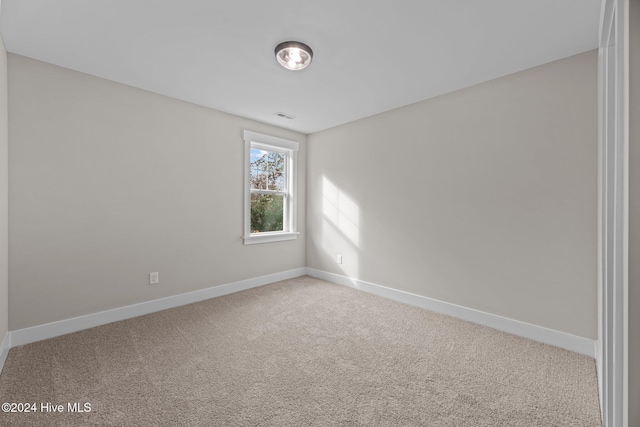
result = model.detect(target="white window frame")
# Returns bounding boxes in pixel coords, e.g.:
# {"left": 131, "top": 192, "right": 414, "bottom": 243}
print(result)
{"left": 243, "top": 130, "right": 299, "bottom": 245}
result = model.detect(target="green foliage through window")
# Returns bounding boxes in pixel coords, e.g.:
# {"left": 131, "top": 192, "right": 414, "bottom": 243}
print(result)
{"left": 250, "top": 194, "right": 283, "bottom": 232}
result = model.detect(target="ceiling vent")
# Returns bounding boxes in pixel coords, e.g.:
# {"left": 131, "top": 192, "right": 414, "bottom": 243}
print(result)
{"left": 274, "top": 111, "right": 296, "bottom": 120}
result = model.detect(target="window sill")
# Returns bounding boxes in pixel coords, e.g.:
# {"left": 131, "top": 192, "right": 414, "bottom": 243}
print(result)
{"left": 243, "top": 231, "right": 300, "bottom": 245}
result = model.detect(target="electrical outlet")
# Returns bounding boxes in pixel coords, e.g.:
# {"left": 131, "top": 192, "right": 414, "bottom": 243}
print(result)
{"left": 336, "top": 255, "right": 343, "bottom": 264}
{"left": 149, "top": 272, "right": 159, "bottom": 285}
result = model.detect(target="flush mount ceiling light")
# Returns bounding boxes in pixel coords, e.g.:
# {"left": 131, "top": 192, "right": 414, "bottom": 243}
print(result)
{"left": 275, "top": 41, "right": 313, "bottom": 71}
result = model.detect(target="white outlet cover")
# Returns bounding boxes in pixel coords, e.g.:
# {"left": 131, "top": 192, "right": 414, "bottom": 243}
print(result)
{"left": 149, "top": 272, "right": 159, "bottom": 285}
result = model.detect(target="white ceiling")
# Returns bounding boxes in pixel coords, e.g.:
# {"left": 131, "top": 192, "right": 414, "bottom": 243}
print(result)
{"left": 0, "top": 0, "right": 602, "bottom": 134}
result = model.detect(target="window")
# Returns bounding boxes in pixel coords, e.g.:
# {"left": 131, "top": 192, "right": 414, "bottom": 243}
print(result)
{"left": 243, "top": 130, "right": 299, "bottom": 245}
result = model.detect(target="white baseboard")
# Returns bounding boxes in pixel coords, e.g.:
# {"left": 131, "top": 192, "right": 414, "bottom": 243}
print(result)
{"left": 5, "top": 266, "right": 596, "bottom": 360}
{"left": 9, "top": 268, "right": 307, "bottom": 348}
{"left": 0, "top": 332, "right": 10, "bottom": 374}
{"left": 306, "top": 268, "right": 597, "bottom": 358}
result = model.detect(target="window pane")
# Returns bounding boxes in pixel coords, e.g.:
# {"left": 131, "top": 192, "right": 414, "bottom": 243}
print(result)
{"left": 250, "top": 194, "right": 284, "bottom": 233}
{"left": 267, "top": 152, "right": 285, "bottom": 191}
{"left": 250, "top": 148, "right": 266, "bottom": 190}
{"left": 273, "top": 174, "right": 285, "bottom": 191}
{"left": 250, "top": 148, "right": 285, "bottom": 191}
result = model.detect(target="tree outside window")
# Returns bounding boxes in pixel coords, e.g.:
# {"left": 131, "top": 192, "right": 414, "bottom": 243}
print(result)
{"left": 250, "top": 149, "right": 285, "bottom": 233}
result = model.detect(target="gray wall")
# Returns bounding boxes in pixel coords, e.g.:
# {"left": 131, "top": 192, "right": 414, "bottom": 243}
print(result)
{"left": 628, "top": 0, "right": 639, "bottom": 424}
{"left": 0, "top": 34, "right": 8, "bottom": 341}
{"left": 8, "top": 54, "right": 306, "bottom": 330}
{"left": 6, "top": 49, "right": 599, "bottom": 341}
{"left": 307, "top": 51, "right": 598, "bottom": 339}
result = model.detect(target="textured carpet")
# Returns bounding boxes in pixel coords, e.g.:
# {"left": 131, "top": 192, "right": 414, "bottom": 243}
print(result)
{"left": 0, "top": 276, "right": 601, "bottom": 426}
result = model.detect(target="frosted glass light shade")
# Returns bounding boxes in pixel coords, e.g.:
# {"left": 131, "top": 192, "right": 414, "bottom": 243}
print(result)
{"left": 275, "top": 41, "right": 313, "bottom": 71}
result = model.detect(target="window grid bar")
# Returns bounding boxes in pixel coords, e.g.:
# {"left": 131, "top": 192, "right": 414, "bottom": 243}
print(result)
{"left": 250, "top": 189, "right": 286, "bottom": 196}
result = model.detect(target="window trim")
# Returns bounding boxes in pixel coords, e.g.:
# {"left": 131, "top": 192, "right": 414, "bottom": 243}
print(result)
{"left": 243, "top": 130, "right": 299, "bottom": 245}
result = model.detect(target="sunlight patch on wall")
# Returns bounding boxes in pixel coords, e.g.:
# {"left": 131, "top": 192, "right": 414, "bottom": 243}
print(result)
{"left": 322, "top": 177, "right": 360, "bottom": 247}
{"left": 321, "top": 176, "right": 361, "bottom": 278}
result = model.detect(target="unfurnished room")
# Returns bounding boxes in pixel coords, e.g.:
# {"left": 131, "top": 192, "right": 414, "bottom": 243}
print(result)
{"left": 0, "top": 1, "right": 638, "bottom": 426}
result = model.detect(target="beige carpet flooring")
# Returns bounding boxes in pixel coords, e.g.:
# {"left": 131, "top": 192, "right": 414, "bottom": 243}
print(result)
{"left": 0, "top": 276, "right": 601, "bottom": 426}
